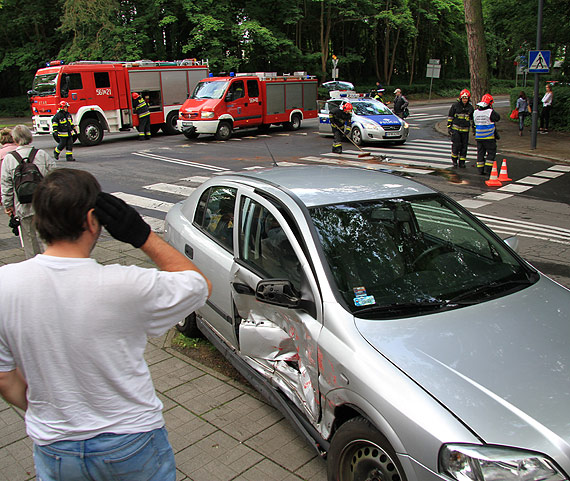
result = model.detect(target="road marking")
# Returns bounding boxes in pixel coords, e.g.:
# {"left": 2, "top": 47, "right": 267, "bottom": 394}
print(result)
{"left": 133, "top": 152, "right": 228, "bottom": 172}
{"left": 112, "top": 192, "right": 174, "bottom": 212}
{"left": 516, "top": 176, "right": 550, "bottom": 185}
{"left": 180, "top": 175, "right": 211, "bottom": 183}
{"left": 143, "top": 183, "right": 196, "bottom": 197}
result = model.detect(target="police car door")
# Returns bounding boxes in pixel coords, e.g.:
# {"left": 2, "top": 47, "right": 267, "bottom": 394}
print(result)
{"left": 230, "top": 192, "right": 323, "bottom": 423}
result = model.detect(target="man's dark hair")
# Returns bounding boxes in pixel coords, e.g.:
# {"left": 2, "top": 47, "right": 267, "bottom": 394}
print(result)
{"left": 33, "top": 168, "right": 101, "bottom": 244}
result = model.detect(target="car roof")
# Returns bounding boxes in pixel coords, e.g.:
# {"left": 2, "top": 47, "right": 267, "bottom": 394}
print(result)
{"left": 220, "top": 166, "right": 435, "bottom": 207}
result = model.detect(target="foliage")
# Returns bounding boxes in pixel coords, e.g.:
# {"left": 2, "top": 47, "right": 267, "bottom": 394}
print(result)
{"left": 172, "top": 333, "right": 214, "bottom": 350}
{"left": 0, "top": 96, "right": 30, "bottom": 118}
{"left": 0, "top": 0, "right": 568, "bottom": 98}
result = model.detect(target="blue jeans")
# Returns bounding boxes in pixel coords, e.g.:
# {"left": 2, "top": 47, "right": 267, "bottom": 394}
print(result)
{"left": 33, "top": 427, "right": 175, "bottom": 481}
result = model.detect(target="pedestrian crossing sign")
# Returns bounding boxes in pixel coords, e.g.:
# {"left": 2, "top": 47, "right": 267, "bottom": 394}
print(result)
{"left": 528, "top": 50, "right": 550, "bottom": 73}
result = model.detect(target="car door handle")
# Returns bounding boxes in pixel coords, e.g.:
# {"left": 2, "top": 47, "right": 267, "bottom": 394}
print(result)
{"left": 184, "top": 244, "right": 194, "bottom": 259}
{"left": 244, "top": 103, "right": 248, "bottom": 106}
{"left": 232, "top": 282, "right": 255, "bottom": 295}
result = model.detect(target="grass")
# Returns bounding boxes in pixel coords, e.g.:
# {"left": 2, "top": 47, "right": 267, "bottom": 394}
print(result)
{"left": 172, "top": 333, "right": 215, "bottom": 350}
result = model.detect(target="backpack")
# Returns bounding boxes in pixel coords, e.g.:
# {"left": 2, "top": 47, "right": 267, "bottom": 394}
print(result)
{"left": 10, "top": 148, "right": 43, "bottom": 204}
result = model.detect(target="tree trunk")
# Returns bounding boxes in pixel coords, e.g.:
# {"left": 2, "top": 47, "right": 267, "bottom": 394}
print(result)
{"left": 409, "top": 15, "right": 420, "bottom": 86}
{"left": 463, "top": 0, "right": 489, "bottom": 103}
{"left": 320, "top": 1, "right": 332, "bottom": 77}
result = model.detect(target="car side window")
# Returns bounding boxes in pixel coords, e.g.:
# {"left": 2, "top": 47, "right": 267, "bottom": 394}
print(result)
{"left": 194, "top": 186, "right": 237, "bottom": 250}
{"left": 239, "top": 197, "right": 301, "bottom": 290}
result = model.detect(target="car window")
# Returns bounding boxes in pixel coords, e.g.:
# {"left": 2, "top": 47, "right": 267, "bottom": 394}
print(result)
{"left": 238, "top": 197, "right": 301, "bottom": 290}
{"left": 352, "top": 101, "right": 392, "bottom": 116}
{"left": 310, "top": 194, "right": 534, "bottom": 318}
{"left": 194, "top": 186, "right": 237, "bottom": 250}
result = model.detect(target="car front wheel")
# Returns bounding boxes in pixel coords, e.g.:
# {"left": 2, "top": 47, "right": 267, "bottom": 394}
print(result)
{"left": 79, "top": 119, "right": 104, "bottom": 146}
{"left": 351, "top": 127, "right": 363, "bottom": 146}
{"left": 327, "top": 417, "right": 407, "bottom": 481}
{"left": 215, "top": 121, "right": 233, "bottom": 140}
{"left": 176, "top": 312, "right": 202, "bottom": 338}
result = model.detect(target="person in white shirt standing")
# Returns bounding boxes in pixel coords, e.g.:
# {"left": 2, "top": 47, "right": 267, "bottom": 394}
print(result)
{"left": 539, "top": 83, "right": 554, "bottom": 133}
{"left": 0, "top": 168, "right": 212, "bottom": 481}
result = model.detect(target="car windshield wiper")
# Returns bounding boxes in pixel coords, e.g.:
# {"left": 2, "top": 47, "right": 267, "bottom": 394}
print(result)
{"left": 356, "top": 300, "right": 448, "bottom": 316}
{"left": 445, "top": 277, "right": 532, "bottom": 305}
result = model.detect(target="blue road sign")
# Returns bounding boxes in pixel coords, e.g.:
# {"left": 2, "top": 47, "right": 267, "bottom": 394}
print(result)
{"left": 528, "top": 50, "right": 551, "bottom": 73}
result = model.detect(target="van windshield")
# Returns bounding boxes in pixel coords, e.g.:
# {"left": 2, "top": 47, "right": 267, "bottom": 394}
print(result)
{"left": 192, "top": 81, "right": 229, "bottom": 100}
{"left": 32, "top": 73, "right": 58, "bottom": 96}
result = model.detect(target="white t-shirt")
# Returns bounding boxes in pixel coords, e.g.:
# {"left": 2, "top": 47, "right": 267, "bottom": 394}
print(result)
{"left": 0, "top": 255, "right": 209, "bottom": 445}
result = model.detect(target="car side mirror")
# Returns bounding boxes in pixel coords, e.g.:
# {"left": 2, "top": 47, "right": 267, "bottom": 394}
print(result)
{"left": 256, "top": 279, "right": 300, "bottom": 309}
{"left": 503, "top": 235, "right": 519, "bottom": 252}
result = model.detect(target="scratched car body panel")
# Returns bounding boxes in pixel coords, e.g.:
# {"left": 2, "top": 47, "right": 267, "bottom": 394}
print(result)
{"left": 164, "top": 166, "right": 570, "bottom": 481}
{"left": 318, "top": 96, "right": 410, "bottom": 145}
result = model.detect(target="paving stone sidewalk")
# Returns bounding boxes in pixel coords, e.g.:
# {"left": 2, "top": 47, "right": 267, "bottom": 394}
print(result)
{"left": 0, "top": 210, "right": 327, "bottom": 481}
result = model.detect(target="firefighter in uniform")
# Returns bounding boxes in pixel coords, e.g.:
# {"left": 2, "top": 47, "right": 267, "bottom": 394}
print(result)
{"left": 52, "top": 101, "right": 76, "bottom": 162}
{"left": 132, "top": 92, "right": 151, "bottom": 140}
{"left": 447, "top": 89, "right": 474, "bottom": 168}
{"left": 473, "top": 94, "right": 500, "bottom": 175}
{"left": 329, "top": 102, "right": 353, "bottom": 153}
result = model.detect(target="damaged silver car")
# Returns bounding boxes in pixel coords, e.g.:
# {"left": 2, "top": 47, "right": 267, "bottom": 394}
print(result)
{"left": 164, "top": 165, "right": 570, "bottom": 481}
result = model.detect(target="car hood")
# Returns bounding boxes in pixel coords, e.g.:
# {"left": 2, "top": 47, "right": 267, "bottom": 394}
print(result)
{"left": 355, "top": 277, "right": 570, "bottom": 455}
{"left": 357, "top": 114, "right": 402, "bottom": 127}
{"left": 182, "top": 98, "right": 220, "bottom": 111}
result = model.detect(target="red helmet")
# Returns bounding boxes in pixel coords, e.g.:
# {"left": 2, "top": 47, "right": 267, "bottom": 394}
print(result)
{"left": 481, "top": 93, "right": 494, "bottom": 105}
{"left": 132, "top": 92, "right": 139, "bottom": 99}
{"left": 59, "top": 101, "right": 70, "bottom": 108}
{"left": 460, "top": 89, "right": 471, "bottom": 99}
{"left": 343, "top": 102, "right": 353, "bottom": 112}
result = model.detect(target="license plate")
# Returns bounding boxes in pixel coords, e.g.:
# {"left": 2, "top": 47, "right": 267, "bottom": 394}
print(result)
{"left": 384, "top": 131, "right": 400, "bottom": 137}
{"left": 40, "top": 120, "right": 49, "bottom": 125}
{"left": 182, "top": 121, "right": 193, "bottom": 127}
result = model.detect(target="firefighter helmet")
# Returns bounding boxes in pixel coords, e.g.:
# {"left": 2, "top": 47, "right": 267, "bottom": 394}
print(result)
{"left": 59, "top": 101, "right": 70, "bottom": 108}
{"left": 481, "top": 93, "right": 494, "bottom": 105}
{"left": 460, "top": 89, "right": 471, "bottom": 99}
{"left": 132, "top": 92, "right": 139, "bottom": 99}
{"left": 343, "top": 102, "right": 353, "bottom": 112}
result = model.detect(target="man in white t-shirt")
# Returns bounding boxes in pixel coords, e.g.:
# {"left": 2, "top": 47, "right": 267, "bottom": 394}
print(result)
{"left": 0, "top": 168, "right": 212, "bottom": 481}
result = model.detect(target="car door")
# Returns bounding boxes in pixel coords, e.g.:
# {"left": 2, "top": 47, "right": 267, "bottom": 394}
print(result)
{"left": 225, "top": 79, "right": 250, "bottom": 128}
{"left": 190, "top": 184, "right": 239, "bottom": 346}
{"left": 230, "top": 192, "right": 323, "bottom": 422}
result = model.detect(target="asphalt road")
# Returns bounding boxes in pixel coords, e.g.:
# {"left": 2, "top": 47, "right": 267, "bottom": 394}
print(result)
{"left": 28, "top": 100, "right": 570, "bottom": 287}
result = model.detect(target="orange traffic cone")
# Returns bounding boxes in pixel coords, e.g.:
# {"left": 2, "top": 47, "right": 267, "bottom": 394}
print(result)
{"left": 485, "top": 161, "right": 502, "bottom": 187}
{"left": 498, "top": 158, "right": 512, "bottom": 182}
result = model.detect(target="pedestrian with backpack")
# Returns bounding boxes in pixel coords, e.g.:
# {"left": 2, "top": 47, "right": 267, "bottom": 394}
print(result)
{"left": 1, "top": 125, "right": 56, "bottom": 258}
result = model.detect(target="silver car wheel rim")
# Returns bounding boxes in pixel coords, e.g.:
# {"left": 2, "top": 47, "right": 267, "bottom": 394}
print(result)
{"left": 340, "top": 439, "right": 402, "bottom": 481}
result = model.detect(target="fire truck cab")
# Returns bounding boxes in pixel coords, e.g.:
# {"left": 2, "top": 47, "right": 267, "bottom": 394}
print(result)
{"left": 29, "top": 59, "right": 208, "bottom": 146}
{"left": 177, "top": 72, "right": 318, "bottom": 140}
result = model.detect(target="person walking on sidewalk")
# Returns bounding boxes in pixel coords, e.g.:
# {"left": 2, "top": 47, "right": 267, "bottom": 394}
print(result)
{"left": 52, "top": 101, "right": 77, "bottom": 161}
{"left": 0, "top": 127, "right": 18, "bottom": 203}
{"left": 393, "top": 89, "right": 409, "bottom": 119}
{"left": 329, "top": 101, "right": 353, "bottom": 153}
{"left": 1, "top": 125, "right": 56, "bottom": 258}
{"left": 516, "top": 91, "right": 531, "bottom": 136}
{"left": 539, "top": 84, "right": 553, "bottom": 133}
{"left": 447, "top": 89, "right": 474, "bottom": 168}
{"left": 0, "top": 168, "right": 212, "bottom": 481}
{"left": 132, "top": 92, "right": 151, "bottom": 140}
{"left": 473, "top": 94, "right": 500, "bottom": 175}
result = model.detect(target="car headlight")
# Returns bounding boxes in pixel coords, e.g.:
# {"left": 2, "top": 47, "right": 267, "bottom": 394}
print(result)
{"left": 403, "top": 121, "right": 409, "bottom": 129}
{"left": 201, "top": 111, "right": 215, "bottom": 119}
{"left": 439, "top": 444, "right": 567, "bottom": 481}
{"left": 361, "top": 120, "right": 380, "bottom": 130}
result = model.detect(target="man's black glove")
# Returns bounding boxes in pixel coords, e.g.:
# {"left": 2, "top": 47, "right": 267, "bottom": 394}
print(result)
{"left": 8, "top": 214, "right": 20, "bottom": 236}
{"left": 448, "top": 128, "right": 453, "bottom": 136}
{"left": 94, "top": 192, "right": 151, "bottom": 248}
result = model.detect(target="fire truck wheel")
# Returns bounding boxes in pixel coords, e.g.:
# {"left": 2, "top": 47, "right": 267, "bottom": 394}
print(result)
{"left": 79, "top": 119, "right": 103, "bottom": 146}
{"left": 284, "top": 113, "right": 302, "bottom": 131}
{"left": 163, "top": 111, "right": 180, "bottom": 135}
{"left": 150, "top": 124, "right": 161, "bottom": 135}
{"left": 215, "top": 121, "right": 233, "bottom": 141}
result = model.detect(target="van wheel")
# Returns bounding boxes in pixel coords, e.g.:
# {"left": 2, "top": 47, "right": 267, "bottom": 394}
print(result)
{"left": 284, "top": 114, "right": 301, "bottom": 131}
{"left": 327, "top": 417, "right": 407, "bottom": 481}
{"left": 184, "top": 131, "right": 199, "bottom": 139}
{"left": 176, "top": 313, "right": 203, "bottom": 338}
{"left": 215, "top": 121, "right": 232, "bottom": 140}
{"left": 163, "top": 111, "right": 179, "bottom": 135}
{"left": 79, "top": 119, "right": 103, "bottom": 146}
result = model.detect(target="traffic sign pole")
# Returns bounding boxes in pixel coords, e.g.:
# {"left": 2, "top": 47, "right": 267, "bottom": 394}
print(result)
{"left": 531, "top": 0, "right": 544, "bottom": 150}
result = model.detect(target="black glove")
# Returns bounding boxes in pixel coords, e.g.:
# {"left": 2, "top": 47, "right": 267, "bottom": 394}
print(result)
{"left": 448, "top": 128, "right": 453, "bottom": 136}
{"left": 8, "top": 214, "right": 20, "bottom": 236}
{"left": 94, "top": 192, "right": 151, "bottom": 248}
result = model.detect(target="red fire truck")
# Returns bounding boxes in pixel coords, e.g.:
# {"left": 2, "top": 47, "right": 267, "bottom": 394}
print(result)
{"left": 29, "top": 59, "right": 209, "bottom": 145}
{"left": 176, "top": 72, "right": 318, "bottom": 140}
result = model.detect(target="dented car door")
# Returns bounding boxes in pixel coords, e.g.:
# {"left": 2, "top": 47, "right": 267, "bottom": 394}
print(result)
{"left": 230, "top": 192, "right": 322, "bottom": 422}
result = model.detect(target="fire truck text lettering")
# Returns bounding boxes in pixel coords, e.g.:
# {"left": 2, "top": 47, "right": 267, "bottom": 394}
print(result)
{"left": 96, "top": 88, "right": 112, "bottom": 96}
{"left": 249, "top": 97, "right": 259, "bottom": 103}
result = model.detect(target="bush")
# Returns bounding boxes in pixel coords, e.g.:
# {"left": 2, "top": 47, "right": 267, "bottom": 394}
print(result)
{"left": 0, "top": 96, "right": 30, "bottom": 117}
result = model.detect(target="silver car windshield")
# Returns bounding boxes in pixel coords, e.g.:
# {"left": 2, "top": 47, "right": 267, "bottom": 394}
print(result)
{"left": 192, "top": 80, "right": 229, "bottom": 99}
{"left": 32, "top": 73, "right": 58, "bottom": 96}
{"left": 352, "top": 101, "right": 392, "bottom": 116}
{"left": 310, "top": 194, "right": 537, "bottom": 318}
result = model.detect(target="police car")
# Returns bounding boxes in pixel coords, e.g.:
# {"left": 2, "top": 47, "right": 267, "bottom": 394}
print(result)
{"left": 318, "top": 91, "right": 409, "bottom": 145}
